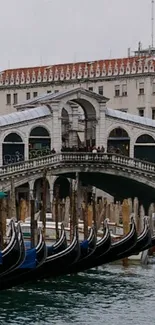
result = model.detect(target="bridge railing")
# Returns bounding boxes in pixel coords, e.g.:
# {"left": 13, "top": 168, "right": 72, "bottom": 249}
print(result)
{"left": 1, "top": 152, "right": 155, "bottom": 177}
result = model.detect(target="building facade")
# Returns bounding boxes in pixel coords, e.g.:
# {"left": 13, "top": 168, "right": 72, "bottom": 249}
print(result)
{"left": 1, "top": 47, "right": 155, "bottom": 118}
{"left": 1, "top": 87, "right": 155, "bottom": 211}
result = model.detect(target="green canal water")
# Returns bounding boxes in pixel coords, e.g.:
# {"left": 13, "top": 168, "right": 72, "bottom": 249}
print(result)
{"left": 0, "top": 264, "right": 155, "bottom": 325}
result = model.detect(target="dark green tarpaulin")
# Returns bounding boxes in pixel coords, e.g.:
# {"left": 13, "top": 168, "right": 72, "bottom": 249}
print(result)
{"left": 0, "top": 192, "right": 7, "bottom": 198}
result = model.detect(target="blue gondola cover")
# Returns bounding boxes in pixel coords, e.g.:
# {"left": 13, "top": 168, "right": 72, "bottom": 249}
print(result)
{"left": 20, "top": 248, "right": 37, "bottom": 269}
{"left": 80, "top": 240, "right": 89, "bottom": 249}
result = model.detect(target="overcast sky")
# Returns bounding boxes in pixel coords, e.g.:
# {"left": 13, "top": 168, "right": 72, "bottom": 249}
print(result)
{"left": 0, "top": 0, "right": 153, "bottom": 69}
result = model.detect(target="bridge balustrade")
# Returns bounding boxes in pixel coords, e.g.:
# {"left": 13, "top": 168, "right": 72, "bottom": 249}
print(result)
{"left": 0, "top": 152, "right": 155, "bottom": 177}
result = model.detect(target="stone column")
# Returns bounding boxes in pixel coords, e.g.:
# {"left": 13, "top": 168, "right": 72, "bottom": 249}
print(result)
{"left": 52, "top": 101, "right": 62, "bottom": 152}
{"left": 129, "top": 137, "right": 135, "bottom": 158}
{"left": 69, "top": 102, "right": 79, "bottom": 147}
{"left": 96, "top": 101, "right": 107, "bottom": 149}
{"left": 24, "top": 137, "right": 29, "bottom": 161}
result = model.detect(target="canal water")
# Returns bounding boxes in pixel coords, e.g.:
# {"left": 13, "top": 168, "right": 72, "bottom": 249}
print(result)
{"left": 0, "top": 264, "right": 155, "bottom": 325}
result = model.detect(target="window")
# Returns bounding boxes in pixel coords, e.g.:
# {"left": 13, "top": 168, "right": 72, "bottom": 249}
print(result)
{"left": 122, "top": 84, "right": 127, "bottom": 96}
{"left": 47, "top": 90, "right": 51, "bottom": 94}
{"left": 152, "top": 83, "right": 155, "bottom": 94}
{"left": 6, "top": 94, "right": 11, "bottom": 105}
{"left": 115, "top": 85, "right": 120, "bottom": 97}
{"left": 26, "top": 92, "right": 30, "bottom": 100}
{"left": 13, "top": 93, "right": 18, "bottom": 105}
{"left": 33, "top": 92, "right": 38, "bottom": 98}
{"left": 88, "top": 87, "right": 93, "bottom": 91}
{"left": 138, "top": 108, "right": 144, "bottom": 117}
{"left": 98, "top": 86, "right": 103, "bottom": 95}
{"left": 54, "top": 89, "right": 59, "bottom": 93}
{"left": 152, "top": 108, "right": 155, "bottom": 119}
{"left": 139, "top": 82, "right": 144, "bottom": 95}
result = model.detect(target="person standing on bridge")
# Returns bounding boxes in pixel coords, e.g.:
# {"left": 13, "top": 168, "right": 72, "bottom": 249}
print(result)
{"left": 92, "top": 147, "right": 97, "bottom": 154}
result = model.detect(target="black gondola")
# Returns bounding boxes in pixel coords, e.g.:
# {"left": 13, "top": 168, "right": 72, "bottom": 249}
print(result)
{"left": 47, "top": 223, "right": 67, "bottom": 256}
{"left": 57, "top": 226, "right": 97, "bottom": 276}
{"left": 0, "top": 227, "right": 47, "bottom": 291}
{"left": 117, "top": 216, "right": 151, "bottom": 260}
{"left": 0, "top": 220, "right": 24, "bottom": 276}
{"left": 90, "top": 216, "right": 137, "bottom": 267}
{"left": 29, "top": 226, "right": 80, "bottom": 281}
{"left": 68, "top": 220, "right": 112, "bottom": 274}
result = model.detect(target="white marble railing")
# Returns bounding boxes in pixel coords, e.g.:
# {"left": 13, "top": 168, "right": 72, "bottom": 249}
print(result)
{"left": 0, "top": 152, "right": 155, "bottom": 177}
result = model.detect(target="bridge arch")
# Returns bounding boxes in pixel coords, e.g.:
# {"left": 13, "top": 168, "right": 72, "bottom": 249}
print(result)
{"left": 3, "top": 132, "right": 24, "bottom": 165}
{"left": 53, "top": 176, "right": 70, "bottom": 199}
{"left": 34, "top": 178, "right": 50, "bottom": 212}
{"left": 107, "top": 127, "right": 130, "bottom": 156}
{"left": 29, "top": 126, "right": 51, "bottom": 159}
{"left": 134, "top": 134, "right": 155, "bottom": 162}
{"left": 59, "top": 93, "right": 99, "bottom": 149}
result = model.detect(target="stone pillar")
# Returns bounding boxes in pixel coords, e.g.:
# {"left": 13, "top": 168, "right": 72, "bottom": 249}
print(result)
{"left": 129, "top": 137, "right": 134, "bottom": 158}
{"left": 97, "top": 101, "right": 107, "bottom": 149}
{"left": 24, "top": 137, "right": 29, "bottom": 161}
{"left": 52, "top": 102, "right": 62, "bottom": 152}
{"left": 69, "top": 102, "right": 79, "bottom": 147}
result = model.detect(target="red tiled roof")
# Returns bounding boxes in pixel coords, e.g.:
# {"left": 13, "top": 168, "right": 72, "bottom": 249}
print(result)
{"left": 0, "top": 56, "right": 153, "bottom": 84}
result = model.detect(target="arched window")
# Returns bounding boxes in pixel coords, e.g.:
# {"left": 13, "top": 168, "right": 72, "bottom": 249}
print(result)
{"left": 107, "top": 127, "right": 130, "bottom": 156}
{"left": 109, "top": 128, "right": 129, "bottom": 139}
{"left": 3, "top": 132, "right": 24, "bottom": 165}
{"left": 134, "top": 134, "right": 155, "bottom": 162}
{"left": 30, "top": 127, "right": 49, "bottom": 137}
{"left": 4, "top": 133, "right": 23, "bottom": 143}
{"left": 136, "top": 134, "right": 155, "bottom": 143}
{"left": 29, "top": 126, "right": 51, "bottom": 159}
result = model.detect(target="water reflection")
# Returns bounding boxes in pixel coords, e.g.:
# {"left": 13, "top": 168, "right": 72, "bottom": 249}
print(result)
{"left": 0, "top": 265, "right": 155, "bottom": 325}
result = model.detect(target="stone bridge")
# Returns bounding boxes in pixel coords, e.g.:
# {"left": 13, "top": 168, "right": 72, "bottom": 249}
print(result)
{"left": 1, "top": 152, "right": 155, "bottom": 204}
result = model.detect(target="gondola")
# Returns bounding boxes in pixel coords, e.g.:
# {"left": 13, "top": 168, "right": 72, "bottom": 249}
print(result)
{"left": 68, "top": 219, "right": 112, "bottom": 274}
{"left": 0, "top": 226, "right": 47, "bottom": 291}
{"left": 29, "top": 225, "right": 80, "bottom": 281}
{"left": 0, "top": 220, "right": 24, "bottom": 275}
{"left": 57, "top": 226, "right": 97, "bottom": 276}
{"left": 47, "top": 223, "right": 67, "bottom": 256}
{"left": 117, "top": 216, "right": 151, "bottom": 260}
{"left": 89, "top": 216, "right": 137, "bottom": 268}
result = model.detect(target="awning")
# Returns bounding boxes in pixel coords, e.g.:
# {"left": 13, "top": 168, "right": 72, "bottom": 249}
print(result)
{"left": 0, "top": 192, "right": 7, "bottom": 198}
{"left": 77, "top": 132, "right": 85, "bottom": 143}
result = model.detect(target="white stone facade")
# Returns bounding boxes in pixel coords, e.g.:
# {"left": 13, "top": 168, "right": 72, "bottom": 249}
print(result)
{"left": 1, "top": 56, "right": 155, "bottom": 119}
{"left": 1, "top": 87, "right": 155, "bottom": 207}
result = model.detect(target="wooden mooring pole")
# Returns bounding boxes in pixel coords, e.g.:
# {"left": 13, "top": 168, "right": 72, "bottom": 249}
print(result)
{"left": 30, "top": 198, "right": 36, "bottom": 248}
{"left": 10, "top": 178, "right": 16, "bottom": 220}
{"left": 92, "top": 191, "right": 97, "bottom": 233}
{"left": 42, "top": 168, "right": 47, "bottom": 238}
{"left": 83, "top": 187, "right": 88, "bottom": 240}
{"left": 70, "top": 180, "right": 74, "bottom": 242}
{"left": 122, "top": 199, "right": 130, "bottom": 267}
{"left": 0, "top": 199, "right": 4, "bottom": 250}
{"left": 55, "top": 185, "right": 60, "bottom": 241}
